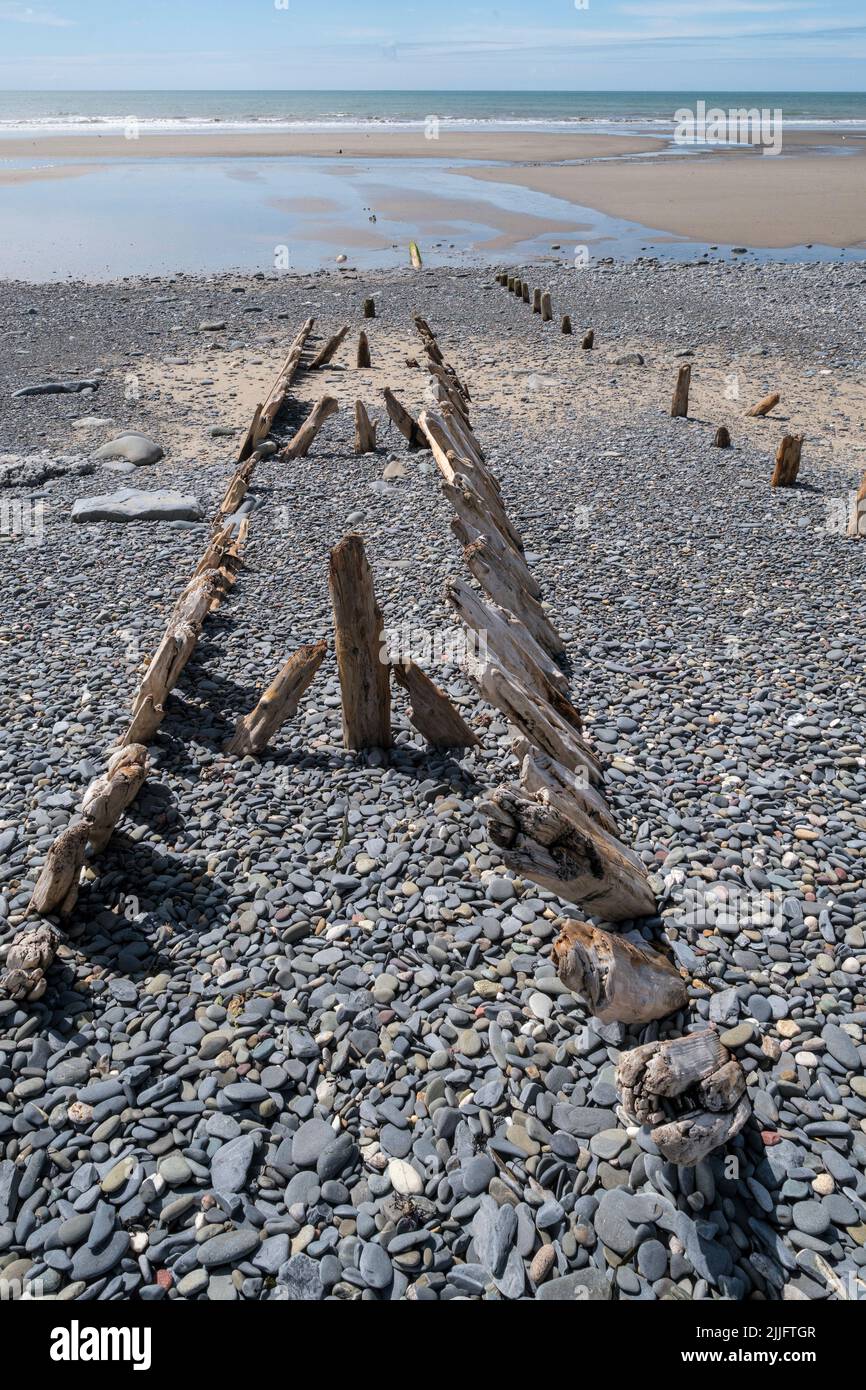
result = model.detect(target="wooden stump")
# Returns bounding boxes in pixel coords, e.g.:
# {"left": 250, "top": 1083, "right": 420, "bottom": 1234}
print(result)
{"left": 328, "top": 534, "right": 391, "bottom": 750}
{"left": 713, "top": 426, "right": 731, "bottom": 448}
{"left": 671, "top": 363, "right": 691, "bottom": 418}
{"left": 522, "top": 283, "right": 530, "bottom": 304}
{"left": 356, "top": 331, "right": 371, "bottom": 368}
{"left": 848, "top": 473, "right": 866, "bottom": 538}
{"left": 553, "top": 918, "right": 688, "bottom": 1024}
{"left": 225, "top": 640, "right": 326, "bottom": 755}
{"left": 581, "top": 329, "right": 594, "bottom": 350}
{"left": 383, "top": 387, "right": 426, "bottom": 449}
{"left": 354, "top": 400, "right": 378, "bottom": 454}
{"left": 309, "top": 325, "right": 349, "bottom": 370}
{"left": 0, "top": 924, "right": 61, "bottom": 1002}
{"left": 29, "top": 821, "right": 89, "bottom": 917}
{"left": 561, "top": 315, "right": 573, "bottom": 335}
{"left": 393, "top": 660, "right": 479, "bottom": 749}
{"left": 281, "top": 395, "right": 339, "bottom": 460}
{"left": 541, "top": 292, "right": 553, "bottom": 323}
{"left": 617, "top": 1030, "right": 750, "bottom": 1166}
{"left": 363, "top": 297, "right": 376, "bottom": 319}
{"left": 746, "top": 391, "right": 780, "bottom": 418}
{"left": 771, "top": 434, "right": 803, "bottom": 488}
{"left": 481, "top": 785, "right": 656, "bottom": 922}
{"left": 532, "top": 288, "right": 542, "bottom": 314}
{"left": 80, "top": 744, "right": 149, "bottom": 853}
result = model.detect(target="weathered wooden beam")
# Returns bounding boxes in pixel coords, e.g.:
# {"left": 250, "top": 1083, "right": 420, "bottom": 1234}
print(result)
{"left": 617, "top": 1030, "right": 750, "bottom": 1166}
{"left": 671, "top": 363, "right": 691, "bottom": 418}
{"left": 363, "top": 297, "right": 376, "bottom": 319}
{"left": 328, "top": 534, "right": 391, "bottom": 750}
{"left": 239, "top": 316, "right": 315, "bottom": 460}
{"left": 354, "top": 400, "right": 378, "bottom": 454}
{"left": 771, "top": 433, "right": 803, "bottom": 488}
{"left": 309, "top": 325, "right": 349, "bottom": 370}
{"left": 848, "top": 473, "right": 866, "bottom": 538}
{"left": 541, "top": 292, "right": 553, "bottom": 323}
{"left": 393, "top": 660, "right": 479, "bottom": 749}
{"left": 470, "top": 662, "right": 602, "bottom": 784}
{"left": 463, "top": 536, "right": 565, "bottom": 659}
{"left": 561, "top": 315, "right": 573, "bottom": 335}
{"left": 553, "top": 918, "right": 688, "bottom": 1024}
{"left": 225, "top": 640, "right": 327, "bottom": 756}
{"left": 746, "top": 391, "right": 780, "bottom": 418}
{"left": 281, "top": 395, "right": 339, "bottom": 460}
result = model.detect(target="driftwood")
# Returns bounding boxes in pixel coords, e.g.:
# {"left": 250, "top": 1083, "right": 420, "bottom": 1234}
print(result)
{"left": 383, "top": 387, "right": 425, "bottom": 449}
{"left": 713, "top": 426, "right": 731, "bottom": 448}
{"left": 393, "top": 660, "right": 479, "bottom": 749}
{"left": 771, "top": 433, "right": 803, "bottom": 488}
{"left": 553, "top": 918, "right": 688, "bottom": 1024}
{"left": 520, "top": 748, "right": 619, "bottom": 836}
{"left": 357, "top": 331, "right": 371, "bottom": 368}
{"left": 581, "top": 329, "right": 594, "bottom": 351}
{"left": 123, "top": 570, "right": 223, "bottom": 745}
{"left": 239, "top": 316, "right": 315, "bottom": 460}
{"left": 746, "top": 391, "right": 780, "bottom": 418}
{"left": 0, "top": 924, "right": 61, "bottom": 1002}
{"left": 328, "top": 534, "right": 391, "bottom": 750}
{"left": 225, "top": 640, "right": 326, "bottom": 755}
{"left": 409, "top": 241, "right": 423, "bottom": 269}
{"left": 446, "top": 578, "right": 568, "bottom": 700}
{"left": 671, "top": 364, "right": 691, "bottom": 418}
{"left": 561, "top": 315, "right": 573, "bottom": 335}
{"left": 363, "top": 297, "right": 376, "bottom": 319}
{"left": 541, "top": 292, "right": 553, "bottom": 323}
{"left": 617, "top": 1029, "right": 750, "bottom": 1166}
{"left": 309, "top": 326, "right": 349, "bottom": 370}
{"left": 28, "top": 822, "right": 89, "bottom": 917}
{"left": 80, "top": 744, "right": 149, "bottom": 853}
{"left": 354, "top": 400, "right": 378, "bottom": 454}
{"left": 419, "top": 410, "right": 524, "bottom": 558}
{"left": 281, "top": 395, "right": 339, "bottom": 460}
{"left": 848, "top": 473, "right": 866, "bottom": 538}
{"left": 471, "top": 662, "right": 602, "bottom": 785}
{"left": 214, "top": 455, "right": 257, "bottom": 527}
{"left": 482, "top": 785, "right": 656, "bottom": 922}
{"left": 464, "top": 536, "right": 565, "bottom": 658}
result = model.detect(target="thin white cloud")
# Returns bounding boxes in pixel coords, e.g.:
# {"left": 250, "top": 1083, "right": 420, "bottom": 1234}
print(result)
{"left": 0, "top": 2, "right": 74, "bottom": 25}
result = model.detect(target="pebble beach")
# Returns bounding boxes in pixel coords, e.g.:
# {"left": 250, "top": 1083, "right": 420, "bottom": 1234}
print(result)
{"left": 1, "top": 254, "right": 865, "bottom": 1304}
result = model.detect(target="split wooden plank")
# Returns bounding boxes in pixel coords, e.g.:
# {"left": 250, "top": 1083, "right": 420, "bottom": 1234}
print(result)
{"left": 225, "top": 640, "right": 327, "bottom": 755}
{"left": 281, "top": 395, "right": 339, "bottom": 460}
{"left": 328, "top": 534, "right": 391, "bottom": 750}
{"left": 239, "top": 316, "right": 315, "bottom": 460}
{"left": 309, "top": 325, "right": 349, "bottom": 370}
{"left": 445, "top": 577, "right": 568, "bottom": 700}
{"left": 519, "top": 747, "right": 619, "bottom": 836}
{"left": 553, "top": 918, "right": 688, "bottom": 1024}
{"left": 470, "top": 661, "right": 602, "bottom": 784}
{"left": 481, "top": 783, "right": 656, "bottom": 922}
{"left": 393, "top": 660, "right": 479, "bottom": 749}
{"left": 383, "top": 387, "right": 426, "bottom": 449}
{"left": 463, "top": 535, "right": 565, "bottom": 658}
{"left": 671, "top": 363, "right": 691, "bottom": 417}
{"left": 354, "top": 400, "right": 378, "bottom": 454}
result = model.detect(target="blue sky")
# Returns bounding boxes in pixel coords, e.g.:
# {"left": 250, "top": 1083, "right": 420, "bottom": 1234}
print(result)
{"left": 0, "top": 0, "right": 863, "bottom": 90}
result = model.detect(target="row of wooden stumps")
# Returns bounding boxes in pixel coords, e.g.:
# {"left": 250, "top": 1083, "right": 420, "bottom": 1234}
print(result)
{"left": 406, "top": 377, "right": 749, "bottom": 1163}
{"left": 1, "top": 314, "right": 336, "bottom": 999}
{"left": 496, "top": 270, "right": 594, "bottom": 348}
{"left": 671, "top": 367, "right": 813, "bottom": 491}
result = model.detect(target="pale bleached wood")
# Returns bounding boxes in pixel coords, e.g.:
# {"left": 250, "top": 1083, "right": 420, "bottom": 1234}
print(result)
{"left": 214, "top": 456, "right": 257, "bottom": 527}
{"left": 471, "top": 662, "right": 603, "bottom": 784}
{"left": 281, "top": 395, "right": 339, "bottom": 460}
{"left": 328, "top": 534, "right": 391, "bottom": 750}
{"left": 239, "top": 316, "right": 315, "bottom": 460}
{"left": 354, "top": 400, "right": 378, "bottom": 454}
{"left": 771, "top": 433, "right": 803, "bottom": 488}
{"left": 225, "top": 640, "right": 327, "bottom": 755}
{"left": 393, "top": 660, "right": 479, "bottom": 749}
{"left": 520, "top": 748, "right": 619, "bottom": 836}
{"left": 464, "top": 535, "right": 565, "bottom": 658}
{"left": 445, "top": 577, "right": 568, "bottom": 699}
{"left": 671, "top": 363, "right": 691, "bottom": 417}
{"left": 383, "top": 387, "right": 426, "bottom": 449}
{"left": 616, "top": 1030, "right": 750, "bottom": 1166}
{"left": 746, "top": 390, "right": 780, "bottom": 418}
{"left": 309, "top": 325, "right": 349, "bottom": 370}
{"left": 481, "top": 784, "right": 656, "bottom": 921}
{"left": 0, "top": 924, "right": 61, "bottom": 1002}
{"left": 29, "top": 822, "right": 89, "bottom": 917}
{"left": 449, "top": 510, "right": 537, "bottom": 597}
{"left": 553, "top": 918, "right": 687, "bottom": 1024}
{"left": 80, "top": 744, "right": 149, "bottom": 853}
{"left": 420, "top": 412, "right": 524, "bottom": 557}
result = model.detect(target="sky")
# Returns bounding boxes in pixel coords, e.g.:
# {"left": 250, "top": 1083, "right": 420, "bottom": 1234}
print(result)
{"left": 0, "top": 0, "right": 864, "bottom": 91}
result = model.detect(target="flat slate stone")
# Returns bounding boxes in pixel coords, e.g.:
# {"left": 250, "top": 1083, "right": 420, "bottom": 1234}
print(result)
{"left": 71, "top": 487, "right": 202, "bottom": 523}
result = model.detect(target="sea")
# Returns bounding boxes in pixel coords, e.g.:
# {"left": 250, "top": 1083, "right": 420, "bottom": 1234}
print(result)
{"left": 2, "top": 89, "right": 866, "bottom": 134}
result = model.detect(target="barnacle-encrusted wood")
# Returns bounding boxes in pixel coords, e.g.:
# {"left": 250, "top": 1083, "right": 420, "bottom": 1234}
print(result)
{"left": 553, "top": 918, "right": 688, "bottom": 1024}
{"left": 0, "top": 924, "right": 61, "bottom": 1002}
{"left": 616, "top": 1029, "right": 750, "bottom": 1166}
